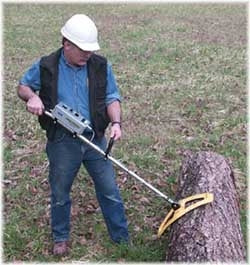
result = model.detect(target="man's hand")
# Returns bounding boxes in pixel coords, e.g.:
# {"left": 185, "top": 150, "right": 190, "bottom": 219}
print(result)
{"left": 107, "top": 100, "right": 122, "bottom": 141}
{"left": 110, "top": 123, "right": 122, "bottom": 141}
{"left": 18, "top": 85, "right": 44, "bottom": 116}
{"left": 26, "top": 94, "right": 45, "bottom": 115}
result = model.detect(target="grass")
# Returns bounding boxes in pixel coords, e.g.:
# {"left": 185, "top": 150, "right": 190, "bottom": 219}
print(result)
{"left": 3, "top": 3, "right": 247, "bottom": 262}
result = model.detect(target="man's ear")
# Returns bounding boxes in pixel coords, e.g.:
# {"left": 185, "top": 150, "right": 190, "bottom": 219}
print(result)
{"left": 63, "top": 40, "right": 72, "bottom": 51}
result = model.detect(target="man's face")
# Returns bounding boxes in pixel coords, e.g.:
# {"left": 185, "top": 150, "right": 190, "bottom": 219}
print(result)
{"left": 64, "top": 40, "right": 93, "bottom": 67}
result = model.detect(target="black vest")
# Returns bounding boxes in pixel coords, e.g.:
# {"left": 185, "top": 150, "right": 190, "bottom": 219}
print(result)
{"left": 38, "top": 48, "right": 110, "bottom": 139}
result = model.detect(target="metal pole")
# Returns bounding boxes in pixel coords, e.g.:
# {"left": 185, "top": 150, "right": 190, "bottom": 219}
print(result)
{"left": 77, "top": 134, "right": 176, "bottom": 205}
{"left": 44, "top": 110, "right": 177, "bottom": 206}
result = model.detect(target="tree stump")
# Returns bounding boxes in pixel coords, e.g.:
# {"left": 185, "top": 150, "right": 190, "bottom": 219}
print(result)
{"left": 166, "top": 151, "right": 246, "bottom": 262}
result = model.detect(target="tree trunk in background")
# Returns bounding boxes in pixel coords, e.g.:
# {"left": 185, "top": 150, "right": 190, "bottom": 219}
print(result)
{"left": 166, "top": 151, "right": 246, "bottom": 262}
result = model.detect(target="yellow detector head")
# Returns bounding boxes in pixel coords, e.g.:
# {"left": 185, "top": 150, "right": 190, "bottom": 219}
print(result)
{"left": 158, "top": 192, "right": 214, "bottom": 237}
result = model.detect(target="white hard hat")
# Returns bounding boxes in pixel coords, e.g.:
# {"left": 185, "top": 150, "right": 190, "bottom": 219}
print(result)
{"left": 61, "top": 14, "right": 100, "bottom": 51}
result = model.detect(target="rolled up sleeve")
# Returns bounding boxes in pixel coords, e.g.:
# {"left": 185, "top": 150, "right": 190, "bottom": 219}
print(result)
{"left": 106, "top": 63, "right": 122, "bottom": 106}
{"left": 19, "top": 59, "right": 41, "bottom": 91}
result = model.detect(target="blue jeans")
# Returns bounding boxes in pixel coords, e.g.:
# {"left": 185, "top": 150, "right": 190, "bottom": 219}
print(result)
{"left": 46, "top": 127, "right": 129, "bottom": 243}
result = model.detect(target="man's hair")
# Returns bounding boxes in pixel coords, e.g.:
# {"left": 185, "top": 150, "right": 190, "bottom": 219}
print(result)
{"left": 62, "top": 37, "right": 67, "bottom": 45}
{"left": 62, "top": 37, "right": 77, "bottom": 47}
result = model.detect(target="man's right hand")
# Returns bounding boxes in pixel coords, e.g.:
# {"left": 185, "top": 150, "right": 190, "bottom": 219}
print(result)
{"left": 17, "top": 85, "right": 45, "bottom": 116}
{"left": 26, "top": 94, "right": 45, "bottom": 116}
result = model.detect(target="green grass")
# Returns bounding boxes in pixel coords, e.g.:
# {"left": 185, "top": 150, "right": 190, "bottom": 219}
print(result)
{"left": 3, "top": 3, "right": 247, "bottom": 262}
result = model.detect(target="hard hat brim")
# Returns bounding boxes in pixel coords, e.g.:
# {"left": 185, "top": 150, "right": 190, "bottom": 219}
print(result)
{"left": 61, "top": 28, "right": 100, "bottom": 51}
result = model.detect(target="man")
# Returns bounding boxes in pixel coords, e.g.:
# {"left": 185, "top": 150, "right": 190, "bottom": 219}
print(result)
{"left": 18, "top": 14, "right": 129, "bottom": 256}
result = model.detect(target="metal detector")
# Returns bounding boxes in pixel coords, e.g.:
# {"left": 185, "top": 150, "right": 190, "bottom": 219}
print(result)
{"left": 44, "top": 102, "right": 214, "bottom": 236}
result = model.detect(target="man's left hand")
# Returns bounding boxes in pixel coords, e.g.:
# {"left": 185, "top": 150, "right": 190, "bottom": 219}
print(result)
{"left": 110, "top": 123, "right": 122, "bottom": 141}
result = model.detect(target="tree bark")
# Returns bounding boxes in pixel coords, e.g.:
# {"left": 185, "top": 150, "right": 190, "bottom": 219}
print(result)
{"left": 166, "top": 151, "right": 246, "bottom": 262}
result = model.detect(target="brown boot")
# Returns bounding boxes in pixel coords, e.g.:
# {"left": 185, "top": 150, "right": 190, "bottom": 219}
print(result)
{"left": 53, "top": 241, "right": 69, "bottom": 256}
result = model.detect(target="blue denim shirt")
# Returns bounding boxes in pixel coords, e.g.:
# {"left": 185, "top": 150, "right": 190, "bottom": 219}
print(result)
{"left": 20, "top": 50, "right": 121, "bottom": 122}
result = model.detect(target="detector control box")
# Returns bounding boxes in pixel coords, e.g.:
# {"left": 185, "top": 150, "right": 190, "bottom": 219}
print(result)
{"left": 51, "top": 102, "right": 93, "bottom": 135}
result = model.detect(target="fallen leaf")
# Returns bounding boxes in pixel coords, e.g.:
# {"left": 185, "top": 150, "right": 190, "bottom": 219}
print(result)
{"left": 134, "top": 225, "right": 141, "bottom": 232}
{"left": 72, "top": 205, "right": 81, "bottom": 217}
{"left": 139, "top": 196, "right": 150, "bottom": 204}
{"left": 85, "top": 204, "right": 96, "bottom": 214}
{"left": 80, "top": 191, "right": 86, "bottom": 197}
{"left": 79, "top": 236, "right": 87, "bottom": 245}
